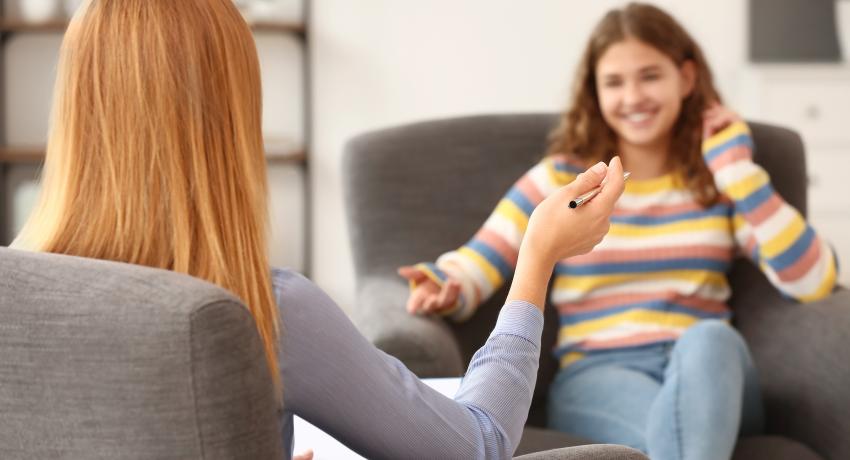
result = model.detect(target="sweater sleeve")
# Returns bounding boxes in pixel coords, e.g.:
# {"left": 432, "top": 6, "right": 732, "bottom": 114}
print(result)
{"left": 703, "top": 121, "right": 838, "bottom": 302}
{"left": 274, "top": 269, "right": 544, "bottom": 459}
{"left": 410, "top": 155, "right": 579, "bottom": 322}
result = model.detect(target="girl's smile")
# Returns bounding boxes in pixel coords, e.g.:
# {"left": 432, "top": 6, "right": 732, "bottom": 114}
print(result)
{"left": 618, "top": 106, "right": 660, "bottom": 130}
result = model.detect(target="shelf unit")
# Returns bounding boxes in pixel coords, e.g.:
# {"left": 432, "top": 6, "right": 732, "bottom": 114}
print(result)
{"left": 0, "top": 5, "right": 312, "bottom": 273}
{"left": 0, "top": 17, "right": 306, "bottom": 36}
{"left": 0, "top": 146, "right": 42, "bottom": 163}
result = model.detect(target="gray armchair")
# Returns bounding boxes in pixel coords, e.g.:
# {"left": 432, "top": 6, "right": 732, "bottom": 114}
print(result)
{"left": 0, "top": 247, "right": 283, "bottom": 459}
{"left": 343, "top": 114, "right": 850, "bottom": 460}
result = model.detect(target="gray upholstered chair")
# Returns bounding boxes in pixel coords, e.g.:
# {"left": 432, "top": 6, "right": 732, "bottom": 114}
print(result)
{"left": 0, "top": 247, "right": 649, "bottom": 459}
{"left": 0, "top": 248, "right": 283, "bottom": 459}
{"left": 343, "top": 114, "right": 850, "bottom": 460}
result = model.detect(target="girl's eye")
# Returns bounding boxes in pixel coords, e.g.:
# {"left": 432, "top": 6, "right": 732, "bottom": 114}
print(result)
{"left": 603, "top": 79, "right": 622, "bottom": 88}
{"left": 642, "top": 73, "right": 661, "bottom": 82}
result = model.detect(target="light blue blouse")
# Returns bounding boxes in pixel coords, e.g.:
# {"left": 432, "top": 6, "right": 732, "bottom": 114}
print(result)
{"left": 273, "top": 269, "right": 544, "bottom": 459}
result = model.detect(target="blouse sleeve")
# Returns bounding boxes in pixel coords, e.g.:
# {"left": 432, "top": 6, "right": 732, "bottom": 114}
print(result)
{"left": 274, "top": 269, "right": 543, "bottom": 459}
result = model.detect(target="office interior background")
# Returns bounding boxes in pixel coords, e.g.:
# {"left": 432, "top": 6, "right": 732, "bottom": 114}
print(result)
{"left": 2, "top": 0, "right": 849, "bottom": 312}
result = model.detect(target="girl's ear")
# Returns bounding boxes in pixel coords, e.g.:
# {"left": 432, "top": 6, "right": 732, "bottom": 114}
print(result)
{"left": 679, "top": 60, "right": 697, "bottom": 98}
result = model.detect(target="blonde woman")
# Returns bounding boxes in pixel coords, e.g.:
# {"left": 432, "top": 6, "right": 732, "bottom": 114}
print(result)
{"left": 13, "top": 0, "right": 624, "bottom": 458}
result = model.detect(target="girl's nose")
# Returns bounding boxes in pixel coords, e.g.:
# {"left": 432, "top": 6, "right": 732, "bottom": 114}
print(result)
{"left": 622, "top": 80, "right": 646, "bottom": 106}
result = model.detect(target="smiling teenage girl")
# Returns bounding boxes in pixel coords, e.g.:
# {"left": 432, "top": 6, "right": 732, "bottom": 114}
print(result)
{"left": 400, "top": 3, "right": 837, "bottom": 459}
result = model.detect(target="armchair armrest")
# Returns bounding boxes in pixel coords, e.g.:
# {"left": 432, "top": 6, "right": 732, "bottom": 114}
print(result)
{"left": 514, "top": 445, "right": 649, "bottom": 460}
{"left": 349, "top": 275, "right": 465, "bottom": 377}
{"left": 729, "top": 261, "right": 850, "bottom": 460}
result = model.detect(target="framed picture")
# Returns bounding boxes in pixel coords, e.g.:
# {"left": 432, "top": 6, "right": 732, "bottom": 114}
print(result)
{"left": 750, "top": 0, "right": 842, "bottom": 62}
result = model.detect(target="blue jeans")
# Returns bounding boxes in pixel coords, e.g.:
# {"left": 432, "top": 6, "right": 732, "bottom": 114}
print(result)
{"left": 547, "top": 320, "right": 764, "bottom": 460}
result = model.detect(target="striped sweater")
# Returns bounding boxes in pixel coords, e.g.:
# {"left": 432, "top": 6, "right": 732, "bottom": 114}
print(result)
{"left": 412, "top": 121, "right": 838, "bottom": 368}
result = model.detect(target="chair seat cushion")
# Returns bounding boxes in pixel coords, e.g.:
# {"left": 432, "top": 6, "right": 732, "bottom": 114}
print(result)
{"left": 733, "top": 436, "right": 822, "bottom": 460}
{"left": 517, "top": 429, "right": 821, "bottom": 460}
{"left": 516, "top": 427, "right": 591, "bottom": 455}
{"left": 515, "top": 444, "right": 649, "bottom": 460}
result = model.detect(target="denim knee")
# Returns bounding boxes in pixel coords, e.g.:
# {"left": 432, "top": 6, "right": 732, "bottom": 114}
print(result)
{"left": 677, "top": 320, "right": 746, "bottom": 354}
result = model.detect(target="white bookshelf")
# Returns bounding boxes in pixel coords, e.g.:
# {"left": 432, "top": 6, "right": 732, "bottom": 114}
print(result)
{"left": 0, "top": 1, "right": 311, "bottom": 273}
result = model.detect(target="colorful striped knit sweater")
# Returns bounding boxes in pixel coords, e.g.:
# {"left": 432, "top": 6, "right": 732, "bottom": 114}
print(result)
{"left": 413, "top": 121, "right": 838, "bottom": 368}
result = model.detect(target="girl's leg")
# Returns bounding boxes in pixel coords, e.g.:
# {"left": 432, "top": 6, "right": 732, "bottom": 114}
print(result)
{"left": 548, "top": 361, "right": 662, "bottom": 452}
{"left": 646, "top": 320, "right": 764, "bottom": 460}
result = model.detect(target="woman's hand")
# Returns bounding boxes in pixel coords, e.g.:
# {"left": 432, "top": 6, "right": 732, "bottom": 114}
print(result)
{"left": 524, "top": 156, "right": 624, "bottom": 266}
{"left": 702, "top": 103, "right": 742, "bottom": 139}
{"left": 507, "top": 157, "right": 625, "bottom": 308}
{"left": 398, "top": 266, "right": 461, "bottom": 315}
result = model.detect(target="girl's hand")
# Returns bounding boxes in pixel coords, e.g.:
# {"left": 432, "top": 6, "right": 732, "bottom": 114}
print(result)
{"left": 702, "top": 103, "right": 742, "bottom": 139}
{"left": 398, "top": 266, "right": 461, "bottom": 315}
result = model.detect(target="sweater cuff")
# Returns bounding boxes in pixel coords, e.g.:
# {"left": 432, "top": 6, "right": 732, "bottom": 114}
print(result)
{"left": 702, "top": 121, "right": 754, "bottom": 173}
{"left": 411, "top": 262, "right": 449, "bottom": 286}
{"left": 490, "top": 300, "right": 544, "bottom": 349}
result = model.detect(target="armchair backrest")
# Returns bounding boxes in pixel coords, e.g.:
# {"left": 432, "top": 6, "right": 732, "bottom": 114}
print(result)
{"left": 0, "top": 248, "right": 282, "bottom": 459}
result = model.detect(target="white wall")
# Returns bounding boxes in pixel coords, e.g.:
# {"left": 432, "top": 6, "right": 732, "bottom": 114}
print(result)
{"left": 311, "top": 0, "right": 748, "bottom": 310}
{"left": 4, "top": 0, "right": 758, "bottom": 307}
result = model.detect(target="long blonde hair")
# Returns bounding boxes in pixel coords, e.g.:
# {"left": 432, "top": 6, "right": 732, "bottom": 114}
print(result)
{"left": 547, "top": 2, "right": 722, "bottom": 206}
{"left": 14, "top": 0, "right": 280, "bottom": 390}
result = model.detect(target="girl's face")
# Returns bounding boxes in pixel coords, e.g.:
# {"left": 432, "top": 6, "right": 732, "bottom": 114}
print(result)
{"left": 595, "top": 38, "right": 695, "bottom": 151}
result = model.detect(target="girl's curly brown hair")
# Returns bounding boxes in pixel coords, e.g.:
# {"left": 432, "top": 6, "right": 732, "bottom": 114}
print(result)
{"left": 547, "top": 2, "right": 721, "bottom": 206}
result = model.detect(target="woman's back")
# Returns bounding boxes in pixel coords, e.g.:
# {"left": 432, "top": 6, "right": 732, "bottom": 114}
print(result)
{"left": 13, "top": 0, "right": 282, "bottom": 387}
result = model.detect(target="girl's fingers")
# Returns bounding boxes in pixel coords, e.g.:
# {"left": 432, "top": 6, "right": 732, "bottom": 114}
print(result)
{"left": 719, "top": 111, "right": 740, "bottom": 126}
{"left": 705, "top": 113, "right": 736, "bottom": 137}
{"left": 703, "top": 120, "right": 717, "bottom": 138}
{"left": 406, "top": 288, "right": 429, "bottom": 314}
{"left": 703, "top": 116, "right": 723, "bottom": 138}
{"left": 421, "top": 296, "right": 438, "bottom": 313}
{"left": 398, "top": 265, "right": 427, "bottom": 282}
{"left": 703, "top": 105, "right": 741, "bottom": 138}
{"left": 436, "top": 281, "right": 460, "bottom": 310}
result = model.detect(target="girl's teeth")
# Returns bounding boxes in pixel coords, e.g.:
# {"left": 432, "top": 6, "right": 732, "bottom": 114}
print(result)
{"left": 626, "top": 112, "right": 651, "bottom": 122}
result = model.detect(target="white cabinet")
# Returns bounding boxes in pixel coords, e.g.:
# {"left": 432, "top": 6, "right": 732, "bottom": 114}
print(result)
{"left": 739, "top": 65, "right": 850, "bottom": 286}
